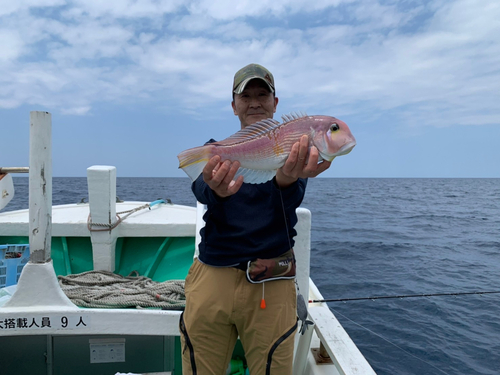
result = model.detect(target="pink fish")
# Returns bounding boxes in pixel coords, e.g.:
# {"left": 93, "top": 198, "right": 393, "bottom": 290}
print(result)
{"left": 177, "top": 113, "right": 356, "bottom": 184}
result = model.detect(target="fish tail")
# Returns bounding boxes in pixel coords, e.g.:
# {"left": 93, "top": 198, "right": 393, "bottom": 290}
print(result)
{"left": 177, "top": 145, "right": 212, "bottom": 181}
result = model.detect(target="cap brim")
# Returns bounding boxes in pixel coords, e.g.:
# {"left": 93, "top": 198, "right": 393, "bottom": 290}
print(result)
{"left": 233, "top": 76, "right": 274, "bottom": 94}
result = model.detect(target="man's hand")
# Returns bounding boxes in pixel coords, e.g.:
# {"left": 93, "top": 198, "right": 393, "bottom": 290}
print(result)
{"left": 203, "top": 155, "right": 244, "bottom": 198}
{"left": 275, "top": 135, "right": 332, "bottom": 188}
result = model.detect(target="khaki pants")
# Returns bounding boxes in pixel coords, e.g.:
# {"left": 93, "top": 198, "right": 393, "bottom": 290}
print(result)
{"left": 180, "top": 259, "right": 297, "bottom": 375}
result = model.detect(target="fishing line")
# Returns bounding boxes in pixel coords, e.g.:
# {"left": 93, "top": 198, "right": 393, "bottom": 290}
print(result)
{"left": 277, "top": 183, "right": 304, "bottom": 299}
{"left": 277, "top": 184, "right": 293, "bottom": 251}
{"left": 309, "top": 290, "right": 500, "bottom": 303}
{"left": 329, "top": 306, "right": 451, "bottom": 375}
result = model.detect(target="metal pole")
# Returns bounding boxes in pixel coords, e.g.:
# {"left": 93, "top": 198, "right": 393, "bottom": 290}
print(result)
{"left": 0, "top": 167, "right": 29, "bottom": 174}
{"left": 29, "top": 111, "right": 52, "bottom": 263}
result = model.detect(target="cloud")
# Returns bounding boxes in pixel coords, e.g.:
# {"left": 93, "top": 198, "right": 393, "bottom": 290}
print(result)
{"left": 0, "top": 0, "right": 65, "bottom": 17}
{"left": 0, "top": 30, "right": 23, "bottom": 62}
{"left": 0, "top": 0, "right": 499, "bottom": 129}
{"left": 187, "top": 0, "right": 351, "bottom": 19}
{"left": 70, "top": 0, "right": 184, "bottom": 18}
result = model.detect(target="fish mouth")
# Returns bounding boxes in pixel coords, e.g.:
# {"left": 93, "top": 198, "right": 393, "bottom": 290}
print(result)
{"left": 318, "top": 140, "right": 356, "bottom": 161}
{"left": 335, "top": 141, "right": 356, "bottom": 156}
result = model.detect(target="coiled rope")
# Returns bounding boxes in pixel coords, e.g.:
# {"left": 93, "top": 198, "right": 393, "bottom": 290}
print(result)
{"left": 58, "top": 270, "right": 185, "bottom": 310}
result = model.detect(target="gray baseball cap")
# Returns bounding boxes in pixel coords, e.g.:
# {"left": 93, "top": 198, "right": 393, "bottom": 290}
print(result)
{"left": 233, "top": 63, "right": 275, "bottom": 94}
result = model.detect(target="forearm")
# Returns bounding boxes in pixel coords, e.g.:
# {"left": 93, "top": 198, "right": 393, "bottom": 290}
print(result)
{"left": 275, "top": 168, "right": 299, "bottom": 189}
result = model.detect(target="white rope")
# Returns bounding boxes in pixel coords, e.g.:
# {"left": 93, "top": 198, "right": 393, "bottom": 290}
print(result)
{"left": 58, "top": 270, "right": 185, "bottom": 310}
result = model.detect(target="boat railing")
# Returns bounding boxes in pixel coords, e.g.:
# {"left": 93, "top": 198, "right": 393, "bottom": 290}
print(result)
{"left": 0, "top": 168, "right": 30, "bottom": 174}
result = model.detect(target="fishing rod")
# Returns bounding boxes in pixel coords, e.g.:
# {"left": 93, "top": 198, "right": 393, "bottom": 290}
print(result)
{"left": 310, "top": 290, "right": 500, "bottom": 303}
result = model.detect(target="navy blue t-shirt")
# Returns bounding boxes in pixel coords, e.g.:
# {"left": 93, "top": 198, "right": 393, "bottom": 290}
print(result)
{"left": 192, "top": 174, "right": 307, "bottom": 266}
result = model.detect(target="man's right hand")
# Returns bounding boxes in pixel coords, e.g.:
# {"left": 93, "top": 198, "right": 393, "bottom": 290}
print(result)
{"left": 203, "top": 156, "right": 244, "bottom": 198}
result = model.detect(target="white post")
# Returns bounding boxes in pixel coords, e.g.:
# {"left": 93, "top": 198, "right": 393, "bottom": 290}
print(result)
{"left": 194, "top": 202, "right": 206, "bottom": 259}
{"left": 293, "top": 319, "right": 315, "bottom": 375}
{"left": 295, "top": 208, "right": 311, "bottom": 302}
{"left": 87, "top": 166, "right": 118, "bottom": 271}
{"left": 4, "top": 111, "right": 76, "bottom": 309}
{"left": 293, "top": 208, "right": 313, "bottom": 375}
{"left": 29, "top": 111, "right": 52, "bottom": 263}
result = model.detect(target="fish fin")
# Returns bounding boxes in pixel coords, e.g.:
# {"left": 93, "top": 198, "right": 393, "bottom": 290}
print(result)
{"left": 177, "top": 146, "right": 211, "bottom": 181}
{"left": 208, "top": 113, "right": 307, "bottom": 147}
{"left": 214, "top": 119, "right": 281, "bottom": 146}
{"left": 281, "top": 112, "right": 307, "bottom": 123}
{"left": 235, "top": 167, "right": 277, "bottom": 184}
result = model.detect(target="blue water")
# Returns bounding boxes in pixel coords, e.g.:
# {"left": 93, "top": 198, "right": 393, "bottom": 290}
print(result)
{"left": 5, "top": 177, "right": 500, "bottom": 375}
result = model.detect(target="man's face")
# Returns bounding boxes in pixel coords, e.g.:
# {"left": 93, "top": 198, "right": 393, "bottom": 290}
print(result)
{"left": 232, "top": 79, "right": 279, "bottom": 129}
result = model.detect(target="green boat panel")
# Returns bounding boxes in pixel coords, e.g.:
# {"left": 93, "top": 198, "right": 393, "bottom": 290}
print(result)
{"left": 52, "top": 237, "right": 94, "bottom": 275}
{"left": 0, "top": 236, "right": 195, "bottom": 281}
{"left": 115, "top": 236, "right": 195, "bottom": 281}
{"left": 0, "top": 236, "right": 29, "bottom": 245}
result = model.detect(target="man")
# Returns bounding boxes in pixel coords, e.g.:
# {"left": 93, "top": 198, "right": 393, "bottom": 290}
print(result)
{"left": 179, "top": 64, "right": 331, "bottom": 375}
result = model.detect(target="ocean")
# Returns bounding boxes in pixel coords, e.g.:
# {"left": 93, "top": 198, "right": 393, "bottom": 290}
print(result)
{"left": 4, "top": 177, "right": 500, "bottom": 375}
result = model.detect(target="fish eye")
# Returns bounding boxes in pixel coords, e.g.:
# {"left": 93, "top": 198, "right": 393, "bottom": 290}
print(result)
{"left": 330, "top": 123, "right": 339, "bottom": 132}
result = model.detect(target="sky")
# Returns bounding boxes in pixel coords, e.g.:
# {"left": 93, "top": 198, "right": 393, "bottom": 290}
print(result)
{"left": 1, "top": 0, "right": 499, "bottom": 178}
